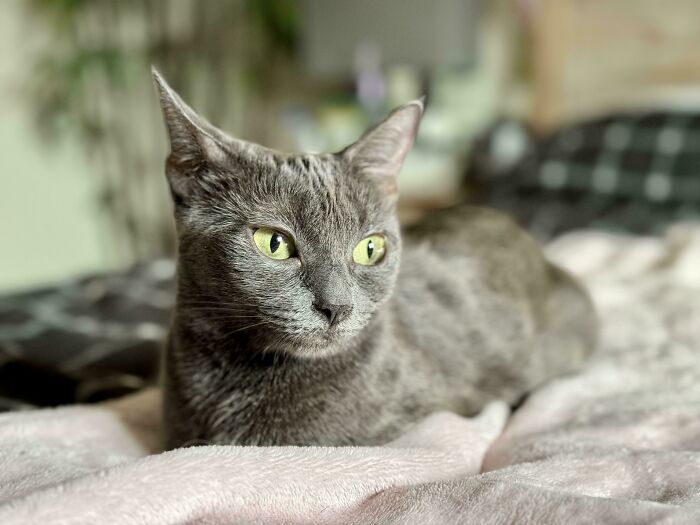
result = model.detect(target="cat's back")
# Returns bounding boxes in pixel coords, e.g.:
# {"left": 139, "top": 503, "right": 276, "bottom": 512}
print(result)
{"left": 392, "top": 205, "right": 596, "bottom": 407}
{"left": 399, "top": 205, "right": 550, "bottom": 307}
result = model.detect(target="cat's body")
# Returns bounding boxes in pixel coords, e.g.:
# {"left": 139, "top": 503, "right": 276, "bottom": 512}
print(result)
{"left": 153, "top": 70, "right": 597, "bottom": 449}
{"left": 165, "top": 206, "right": 594, "bottom": 447}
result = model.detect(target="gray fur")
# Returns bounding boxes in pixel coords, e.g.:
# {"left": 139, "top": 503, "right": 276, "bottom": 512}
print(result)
{"left": 153, "top": 69, "right": 597, "bottom": 448}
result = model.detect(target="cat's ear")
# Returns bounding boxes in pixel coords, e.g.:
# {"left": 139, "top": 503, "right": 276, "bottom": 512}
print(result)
{"left": 152, "top": 67, "right": 234, "bottom": 205}
{"left": 341, "top": 98, "right": 425, "bottom": 194}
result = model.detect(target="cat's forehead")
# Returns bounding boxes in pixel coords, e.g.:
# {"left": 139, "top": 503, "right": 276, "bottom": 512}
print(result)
{"left": 223, "top": 150, "right": 391, "bottom": 236}
{"left": 254, "top": 151, "right": 369, "bottom": 196}
{"left": 268, "top": 152, "right": 335, "bottom": 175}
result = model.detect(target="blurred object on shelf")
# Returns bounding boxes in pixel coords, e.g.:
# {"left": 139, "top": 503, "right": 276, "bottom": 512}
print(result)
{"left": 303, "top": 0, "right": 480, "bottom": 77}
{"left": 300, "top": 0, "right": 483, "bottom": 213}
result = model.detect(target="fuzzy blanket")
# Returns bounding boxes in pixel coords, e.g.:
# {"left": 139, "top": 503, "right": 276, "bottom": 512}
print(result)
{"left": 1, "top": 224, "right": 700, "bottom": 524}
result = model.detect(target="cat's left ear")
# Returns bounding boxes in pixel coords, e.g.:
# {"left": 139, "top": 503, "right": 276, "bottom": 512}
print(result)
{"left": 151, "top": 67, "right": 232, "bottom": 169}
{"left": 152, "top": 67, "right": 246, "bottom": 206}
{"left": 341, "top": 98, "right": 425, "bottom": 195}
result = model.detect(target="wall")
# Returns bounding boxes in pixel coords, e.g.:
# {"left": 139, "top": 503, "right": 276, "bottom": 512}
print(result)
{"left": 0, "top": 0, "right": 108, "bottom": 292}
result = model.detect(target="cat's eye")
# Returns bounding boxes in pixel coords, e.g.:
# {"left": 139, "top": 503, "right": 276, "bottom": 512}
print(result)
{"left": 353, "top": 234, "right": 386, "bottom": 266}
{"left": 253, "top": 228, "right": 295, "bottom": 260}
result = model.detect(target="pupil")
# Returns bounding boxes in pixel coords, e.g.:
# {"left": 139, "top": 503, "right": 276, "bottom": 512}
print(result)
{"left": 367, "top": 239, "right": 374, "bottom": 258}
{"left": 270, "top": 233, "right": 281, "bottom": 253}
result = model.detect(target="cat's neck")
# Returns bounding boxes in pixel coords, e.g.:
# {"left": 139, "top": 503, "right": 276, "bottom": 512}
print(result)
{"left": 173, "top": 306, "right": 387, "bottom": 375}
{"left": 166, "top": 302, "right": 398, "bottom": 445}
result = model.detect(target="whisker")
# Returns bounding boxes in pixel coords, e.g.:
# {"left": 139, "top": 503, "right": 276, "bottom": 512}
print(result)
{"left": 178, "top": 307, "right": 259, "bottom": 314}
{"left": 219, "top": 320, "right": 273, "bottom": 341}
{"left": 178, "top": 301, "right": 260, "bottom": 308}
{"left": 194, "top": 315, "right": 263, "bottom": 322}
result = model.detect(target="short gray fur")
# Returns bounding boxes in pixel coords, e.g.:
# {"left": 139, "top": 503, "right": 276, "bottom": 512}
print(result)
{"left": 152, "top": 69, "right": 597, "bottom": 448}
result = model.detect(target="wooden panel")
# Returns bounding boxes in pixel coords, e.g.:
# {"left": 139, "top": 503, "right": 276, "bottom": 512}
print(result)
{"left": 531, "top": 0, "right": 700, "bottom": 129}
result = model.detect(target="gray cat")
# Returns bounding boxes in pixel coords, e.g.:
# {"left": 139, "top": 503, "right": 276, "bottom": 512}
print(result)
{"left": 153, "top": 69, "right": 597, "bottom": 449}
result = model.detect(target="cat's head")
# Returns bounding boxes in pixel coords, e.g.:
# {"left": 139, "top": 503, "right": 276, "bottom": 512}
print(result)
{"left": 153, "top": 69, "right": 423, "bottom": 358}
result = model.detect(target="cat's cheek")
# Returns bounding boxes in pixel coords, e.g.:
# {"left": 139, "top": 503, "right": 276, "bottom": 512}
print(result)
{"left": 352, "top": 273, "right": 390, "bottom": 305}
{"left": 254, "top": 257, "right": 302, "bottom": 276}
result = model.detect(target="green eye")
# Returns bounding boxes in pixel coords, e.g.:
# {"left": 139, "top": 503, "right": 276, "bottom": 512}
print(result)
{"left": 253, "top": 228, "right": 295, "bottom": 260}
{"left": 353, "top": 234, "right": 386, "bottom": 266}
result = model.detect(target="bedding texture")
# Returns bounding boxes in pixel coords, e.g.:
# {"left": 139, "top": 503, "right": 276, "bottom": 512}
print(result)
{"left": 1, "top": 224, "right": 700, "bottom": 524}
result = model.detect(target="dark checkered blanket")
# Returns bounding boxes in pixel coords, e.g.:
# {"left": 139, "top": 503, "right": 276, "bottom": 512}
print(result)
{"left": 466, "top": 110, "right": 700, "bottom": 238}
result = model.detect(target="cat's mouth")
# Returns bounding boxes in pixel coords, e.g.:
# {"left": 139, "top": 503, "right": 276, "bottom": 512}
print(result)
{"left": 269, "top": 323, "right": 356, "bottom": 357}
{"left": 303, "top": 324, "right": 350, "bottom": 344}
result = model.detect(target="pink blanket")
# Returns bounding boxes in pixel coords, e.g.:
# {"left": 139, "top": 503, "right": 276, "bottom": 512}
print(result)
{"left": 2, "top": 224, "right": 700, "bottom": 524}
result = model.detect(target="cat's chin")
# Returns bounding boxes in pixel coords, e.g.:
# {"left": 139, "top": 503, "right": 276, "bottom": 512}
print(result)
{"left": 269, "top": 330, "right": 355, "bottom": 360}
{"left": 282, "top": 345, "right": 344, "bottom": 360}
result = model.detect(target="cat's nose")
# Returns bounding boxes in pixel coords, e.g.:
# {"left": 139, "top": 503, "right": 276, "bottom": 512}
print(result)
{"left": 313, "top": 302, "right": 352, "bottom": 327}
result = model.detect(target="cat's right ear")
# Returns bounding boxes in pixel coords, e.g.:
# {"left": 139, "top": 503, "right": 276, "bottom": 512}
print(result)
{"left": 340, "top": 98, "right": 424, "bottom": 197}
{"left": 152, "top": 67, "right": 230, "bottom": 206}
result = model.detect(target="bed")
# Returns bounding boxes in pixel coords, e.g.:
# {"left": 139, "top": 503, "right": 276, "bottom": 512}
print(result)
{"left": 1, "top": 113, "right": 699, "bottom": 523}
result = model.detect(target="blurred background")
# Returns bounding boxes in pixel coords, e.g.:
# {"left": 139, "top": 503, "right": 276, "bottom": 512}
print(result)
{"left": 3, "top": 0, "right": 700, "bottom": 290}
{"left": 1, "top": 0, "right": 699, "bottom": 407}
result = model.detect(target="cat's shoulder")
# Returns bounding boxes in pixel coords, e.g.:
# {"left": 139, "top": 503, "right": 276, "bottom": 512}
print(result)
{"left": 400, "top": 205, "right": 551, "bottom": 296}
{"left": 403, "top": 204, "right": 533, "bottom": 250}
